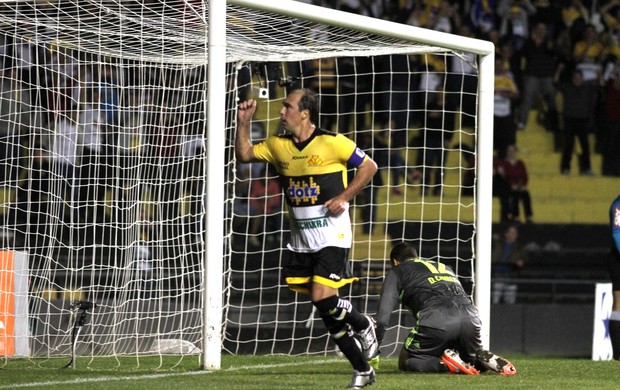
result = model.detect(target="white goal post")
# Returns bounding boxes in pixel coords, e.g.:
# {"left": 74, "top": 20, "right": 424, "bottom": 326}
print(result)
{"left": 218, "top": 0, "right": 495, "bottom": 365}
{"left": 0, "top": 0, "right": 493, "bottom": 371}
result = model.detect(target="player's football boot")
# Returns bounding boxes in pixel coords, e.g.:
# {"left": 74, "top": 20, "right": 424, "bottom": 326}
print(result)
{"left": 348, "top": 366, "right": 375, "bottom": 389}
{"left": 441, "top": 349, "right": 480, "bottom": 375}
{"left": 359, "top": 316, "right": 379, "bottom": 360}
{"left": 476, "top": 348, "right": 517, "bottom": 375}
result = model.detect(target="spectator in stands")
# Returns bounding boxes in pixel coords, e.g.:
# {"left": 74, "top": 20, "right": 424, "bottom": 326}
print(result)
{"left": 601, "top": 69, "right": 620, "bottom": 176}
{"left": 0, "top": 66, "right": 22, "bottom": 186}
{"left": 493, "top": 153, "right": 513, "bottom": 223}
{"left": 0, "top": 63, "right": 40, "bottom": 186}
{"left": 573, "top": 22, "right": 605, "bottom": 136}
{"left": 572, "top": 22, "right": 605, "bottom": 85}
{"left": 375, "top": 53, "right": 412, "bottom": 148}
{"left": 414, "top": 52, "right": 446, "bottom": 127}
{"left": 516, "top": 21, "right": 559, "bottom": 134}
{"left": 144, "top": 105, "right": 183, "bottom": 255}
{"left": 555, "top": 67, "right": 595, "bottom": 176}
{"left": 356, "top": 129, "right": 382, "bottom": 235}
{"left": 308, "top": 57, "right": 338, "bottom": 131}
{"left": 601, "top": 0, "right": 620, "bottom": 36}
{"left": 419, "top": 87, "right": 454, "bottom": 196}
{"left": 248, "top": 164, "right": 283, "bottom": 247}
{"left": 561, "top": 0, "right": 589, "bottom": 30}
{"left": 99, "top": 64, "right": 121, "bottom": 127}
{"left": 337, "top": 56, "right": 373, "bottom": 136}
{"left": 15, "top": 143, "right": 52, "bottom": 251}
{"left": 501, "top": 144, "right": 533, "bottom": 224}
{"left": 356, "top": 122, "right": 420, "bottom": 234}
{"left": 529, "top": 1, "right": 563, "bottom": 39}
{"left": 491, "top": 224, "right": 527, "bottom": 304}
{"left": 77, "top": 86, "right": 107, "bottom": 224}
{"left": 52, "top": 108, "right": 80, "bottom": 226}
{"left": 469, "top": 0, "right": 498, "bottom": 34}
{"left": 445, "top": 23, "right": 478, "bottom": 129}
{"left": 498, "top": 0, "right": 537, "bottom": 52}
{"left": 494, "top": 53, "right": 520, "bottom": 158}
{"left": 608, "top": 194, "right": 620, "bottom": 360}
{"left": 338, "top": 0, "right": 383, "bottom": 19}
{"left": 421, "top": 0, "right": 459, "bottom": 34}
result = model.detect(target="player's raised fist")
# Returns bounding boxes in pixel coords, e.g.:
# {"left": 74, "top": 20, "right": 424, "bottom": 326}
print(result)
{"left": 238, "top": 99, "right": 257, "bottom": 125}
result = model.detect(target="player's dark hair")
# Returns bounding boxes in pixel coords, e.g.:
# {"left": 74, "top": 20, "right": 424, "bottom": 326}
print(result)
{"left": 297, "top": 88, "right": 319, "bottom": 125}
{"left": 390, "top": 242, "right": 418, "bottom": 263}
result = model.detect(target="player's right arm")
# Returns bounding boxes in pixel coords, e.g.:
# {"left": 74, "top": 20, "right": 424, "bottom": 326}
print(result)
{"left": 374, "top": 269, "right": 401, "bottom": 344}
{"left": 235, "top": 99, "right": 258, "bottom": 163}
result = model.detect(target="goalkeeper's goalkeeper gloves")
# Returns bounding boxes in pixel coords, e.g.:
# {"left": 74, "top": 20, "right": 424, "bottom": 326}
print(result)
{"left": 368, "top": 349, "right": 380, "bottom": 370}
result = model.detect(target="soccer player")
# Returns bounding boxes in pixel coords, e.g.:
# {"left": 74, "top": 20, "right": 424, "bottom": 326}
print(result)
{"left": 373, "top": 241, "right": 517, "bottom": 375}
{"left": 235, "top": 88, "right": 379, "bottom": 388}
{"left": 609, "top": 194, "right": 620, "bottom": 360}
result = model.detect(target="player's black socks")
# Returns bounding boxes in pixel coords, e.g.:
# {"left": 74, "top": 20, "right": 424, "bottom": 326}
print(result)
{"left": 314, "top": 295, "right": 370, "bottom": 372}
{"left": 332, "top": 329, "right": 370, "bottom": 372}
{"left": 312, "top": 296, "right": 370, "bottom": 332}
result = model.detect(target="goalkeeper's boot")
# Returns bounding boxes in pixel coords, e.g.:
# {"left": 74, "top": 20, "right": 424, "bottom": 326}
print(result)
{"left": 359, "top": 316, "right": 379, "bottom": 361}
{"left": 476, "top": 348, "right": 517, "bottom": 375}
{"left": 441, "top": 349, "right": 480, "bottom": 375}
{"left": 348, "top": 366, "right": 375, "bottom": 389}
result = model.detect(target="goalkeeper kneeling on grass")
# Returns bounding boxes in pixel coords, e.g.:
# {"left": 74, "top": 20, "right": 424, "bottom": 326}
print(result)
{"left": 372, "top": 242, "right": 517, "bottom": 376}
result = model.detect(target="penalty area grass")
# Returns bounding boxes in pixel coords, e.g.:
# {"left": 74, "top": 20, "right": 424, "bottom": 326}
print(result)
{"left": 0, "top": 354, "right": 618, "bottom": 389}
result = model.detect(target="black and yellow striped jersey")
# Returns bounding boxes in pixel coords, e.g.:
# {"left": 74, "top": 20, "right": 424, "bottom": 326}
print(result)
{"left": 253, "top": 128, "right": 368, "bottom": 252}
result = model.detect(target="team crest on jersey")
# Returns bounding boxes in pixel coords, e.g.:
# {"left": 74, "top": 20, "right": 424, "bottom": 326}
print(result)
{"left": 615, "top": 206, "right": 620, "bottom": 227}
{"left": 287, "top": 177, "right": 320, "bottom": 205}
{"left": 307, "top": 155, "right": 323, "bottom": 166}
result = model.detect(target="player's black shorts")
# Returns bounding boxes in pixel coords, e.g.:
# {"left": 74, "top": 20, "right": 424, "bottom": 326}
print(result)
{"left": 609, "top": 249, "right": 620, "bottom": 291}
{"left": 284, "top": 246, "right": 358, "bottom": 289}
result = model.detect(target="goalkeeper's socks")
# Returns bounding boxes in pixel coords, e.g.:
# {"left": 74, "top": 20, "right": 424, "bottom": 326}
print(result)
{"left": 609, "top": 311, "right": 620, "bottom": 360}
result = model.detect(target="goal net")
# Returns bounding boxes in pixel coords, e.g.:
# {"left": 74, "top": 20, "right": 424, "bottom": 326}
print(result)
{"left": 0, "top": 0, "right": 493, "bottom": 368}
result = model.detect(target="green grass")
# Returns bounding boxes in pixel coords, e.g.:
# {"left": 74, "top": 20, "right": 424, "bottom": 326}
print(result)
{"left": 1, "top": 355, "right": 619, "bottom": 389}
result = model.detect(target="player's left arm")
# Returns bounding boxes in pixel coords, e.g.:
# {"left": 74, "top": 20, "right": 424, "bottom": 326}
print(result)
{"left": 324, "top": 154, "right": 377, "bottom": 216}
{"left": 342, "top": 156, "right": 378, "bottom": 201}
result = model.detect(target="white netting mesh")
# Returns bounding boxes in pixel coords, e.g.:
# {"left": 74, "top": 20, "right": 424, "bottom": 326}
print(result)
{"left": 0, "top": 0, "right": 486, "bottom": 366}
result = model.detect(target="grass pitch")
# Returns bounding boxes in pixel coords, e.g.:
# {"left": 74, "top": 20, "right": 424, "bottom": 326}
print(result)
{"left": 1, "top": 354, "right": 618, "bottom": 389}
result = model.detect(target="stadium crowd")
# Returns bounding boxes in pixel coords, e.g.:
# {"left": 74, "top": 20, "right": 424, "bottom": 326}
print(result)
{"left": 2, "top": 0, "right": 620, "bottom": 250}
{"left": 289, "top": 0, "right": 620, "bottom": 310}
{"left": 295, "top": 0, "right": 620, "bottom": 217}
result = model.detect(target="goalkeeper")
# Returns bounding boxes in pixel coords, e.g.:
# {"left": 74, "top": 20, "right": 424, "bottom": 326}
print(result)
{"left": 373, "top": 242, "right": 516, "bottom": 375}
{"left": 236, "top": 88, "right": 379, "bottom": 389}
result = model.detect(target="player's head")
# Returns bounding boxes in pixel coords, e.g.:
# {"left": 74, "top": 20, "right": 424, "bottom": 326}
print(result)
{"left": 390, "top": 242, "right": 418, "bottom": 267}
{"left": 295, "top": 88, "right": 319, "bottom": 125}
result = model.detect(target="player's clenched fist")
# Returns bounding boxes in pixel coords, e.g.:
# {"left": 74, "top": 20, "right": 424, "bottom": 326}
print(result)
{"left": 238, "top": 99, "right": 257, "bottom": 125}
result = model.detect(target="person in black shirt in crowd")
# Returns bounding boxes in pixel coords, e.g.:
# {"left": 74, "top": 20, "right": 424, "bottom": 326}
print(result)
{"left": 555, "top": 67, "right": 595, "bottom": 176}
{"left": 516, "top": 21, "right": 559, "bottom": 134}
